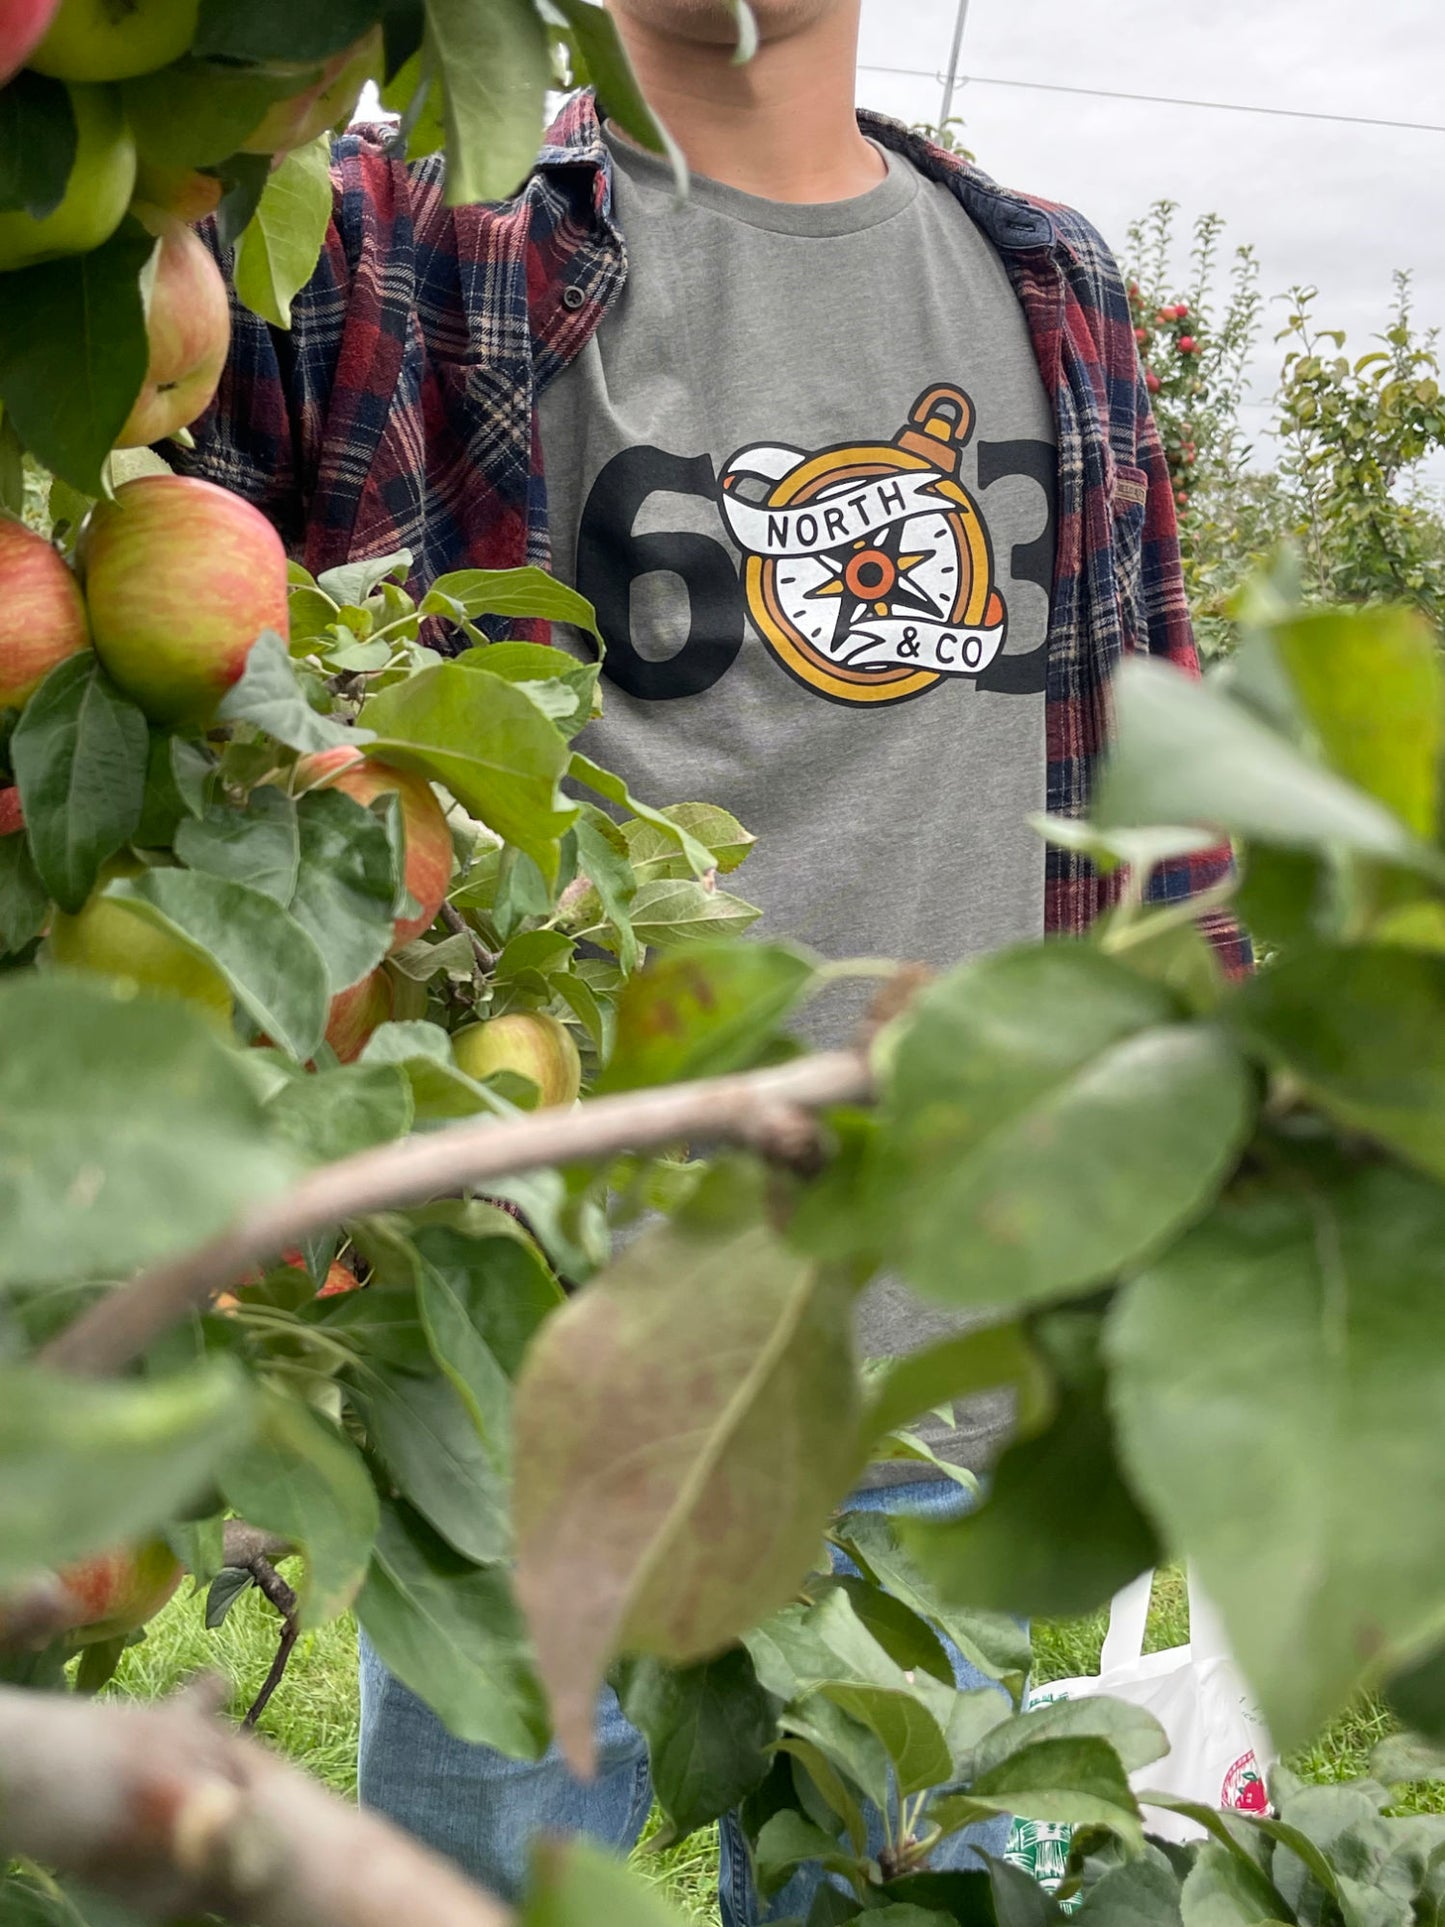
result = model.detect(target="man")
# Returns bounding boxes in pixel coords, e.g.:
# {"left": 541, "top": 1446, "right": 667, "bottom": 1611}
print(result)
{"left": 182, "top": 0, "right": 1245, "bottom": 1914}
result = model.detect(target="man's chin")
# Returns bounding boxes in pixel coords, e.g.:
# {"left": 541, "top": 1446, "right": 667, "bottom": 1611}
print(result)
{"left": 606, "top": 0, "right": 844, "bottom": 50}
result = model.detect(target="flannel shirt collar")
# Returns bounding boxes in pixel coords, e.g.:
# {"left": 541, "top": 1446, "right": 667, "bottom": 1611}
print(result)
{"left": 534, "top": 90, "right": 1070, "bottom": 263}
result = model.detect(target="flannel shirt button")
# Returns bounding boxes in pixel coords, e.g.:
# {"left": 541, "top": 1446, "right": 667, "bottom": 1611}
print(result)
{"left": 562, "top": 284, "right": 587, "bottom": 311}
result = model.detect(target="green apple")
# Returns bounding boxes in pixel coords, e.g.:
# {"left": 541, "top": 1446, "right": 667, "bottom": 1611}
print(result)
{"left": 453, "top": 1012, "right": 582, "bottom": 1109}
{"left": 239, "top": 25, "right": 381, "bottom": 155}
{"left": 81, "top": 474, "right": 289, "bottom": 725}
{"left": 30, "top": 0, "right": 198, "bottom": 83}
{"left": 296, "top": 747, "right": 453, "bottom": 949}
{"left": 49, "top": 858, "right": 234, "bottom": 1024}
{"left": 116, "top": 204, "right": 230, "bottom": 446}
{"left": 0, "top": 81, "right": 135, "bottom": 272}
{"left": 0, "top": 519, "right": 90, "bottom": 709}
{"left": 60, "top": 1539, "right": 182, "bottom": 1644}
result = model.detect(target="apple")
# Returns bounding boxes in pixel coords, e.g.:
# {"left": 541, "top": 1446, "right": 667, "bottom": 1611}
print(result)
{"left": 0, "top": 788, "right": 22, "bottom": 836}
{"left": 317, "top": 1258, "right": 360, "bottom": 1298}
{"left": 296, "top": 746, "right": 452, "bottom": 948}
{"left": 61, "top": 1537, "right": 184, "bottom": 1645}
{"left": 49, "top": 858, "right": 233, "bottom": 1025}
{"left": 116, "top": 206, "right": 230, "bottom": 447}
{"left": 0, "top": 0, "right": 61, "bottom": 82}
{"left": 452, "top": 1011, "right": 581, "bottom": 1109}
{"left": 239, "top": 26, "right": 381, "bottom": 155}
{"left": 81, "top": 474, "right": 288, "bottom": 725}
{"left": 324, "top": 965, "right": 393, "bottom": 1062}
{"left": 0, "top": 81, "right": 135, "bottom": 271}
{"left": 1145, "top": 371, "right": 1161, "bottom": 395}
{"left": 0, "top": 520, "right": 91, "bottom": 711}
{"left": 30, "top": 0, "right": 197, "bottom": 82}
{"left": 132, "top": 155, "right": 223, "bottom": 222}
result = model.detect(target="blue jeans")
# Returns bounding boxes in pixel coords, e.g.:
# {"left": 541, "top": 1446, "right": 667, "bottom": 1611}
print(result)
{"left": 358, "top": 1478, "right": 1014, "bottom": 1919}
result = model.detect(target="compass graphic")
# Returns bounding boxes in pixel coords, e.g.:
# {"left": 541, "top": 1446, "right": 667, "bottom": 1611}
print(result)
{"left": 718, "top": 384, "right": 1007, "bottom": 707}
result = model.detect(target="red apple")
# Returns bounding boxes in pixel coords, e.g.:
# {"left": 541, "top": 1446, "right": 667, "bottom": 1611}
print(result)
{"left": 0, "top": 787, "right": 22, "bottom": 837}
{"left": 324, "top": 965, "right": 393, "bottom": 1062}
{"left": 80, "top": 475, "right": 288, "bottom": 724}
{"left": 0, "top": 0, "right": 61, "bottom": 81}
{"left": 1177, "top": 336, "right": 1197, "bottom": 355}
{"left": 61, "top": 1538, "right": 184, "bottom": 1645}
{"left": 1175, "top": 301, "right": 1189, "bottom": 319}
{"left": 238, "top": 26, "right": 381, "bottom": 155}
{"left": 132, "top": 155, "right": 225, "bottom": 224}
{"left": 1145, "top": 371, "right": 1161, "bottom": 395}
{"left": 0, "top": 519, "right": 90, "bottom": 711}
{"left": 317, "top": 1258, "right": 360, "bottom": 1298}
{"left": 116, "top": 207, "right": 230, "bottom": 448}
{"left": 296, "top": 746, "right": 452, "bottom": 948}
{"left": 452, "top": 1011, "right": 581, "bottom": 1109}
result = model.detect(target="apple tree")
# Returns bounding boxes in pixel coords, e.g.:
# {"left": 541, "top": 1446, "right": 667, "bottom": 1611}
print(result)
{"left": 7, "top": 9, "right": 1445, "bottom": 1927}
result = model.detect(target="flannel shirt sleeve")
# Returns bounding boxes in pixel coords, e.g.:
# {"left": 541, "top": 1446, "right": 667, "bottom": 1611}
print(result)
{"left": 1132, "top": 376, "right": 1253, "bottom": 980}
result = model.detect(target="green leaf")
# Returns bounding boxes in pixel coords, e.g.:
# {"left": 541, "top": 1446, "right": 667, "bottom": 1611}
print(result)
{"left": 1230, "top": 944, "right": 1445, "bottom": 1183}
{"left": 624, "top": 802, "right": 756, "bottom": 877}
{"left": 0, "top": 224, "right": 153, "bottom": 493}
{"left": 194, "top": 0, "right": 380, "bottom": 61}
{"left": 0, "top": 72, "right": 77, "bottom": 219}
{"left": 106, "top": 869, "right": 329, "bottom": 1061}
{"left": 233, "top": 137, "right": 334, "bottom": 330}
{"left": 0, "top": 831, "right": 48, "bottom": 954}
{"left": 0, "top": 1872, "right": 151, "bottom": 1927}
{"left": 574, "top": 803, "right": 638, "bottom": 973}
{"left": 514, "top": 1170, "right": 863, "bottom": 1766}
{"left": 267, "top": 1060, "right": 414, "bottom": 1163}
{"left": 937, "top": 1736, "right": 1144, "bottom": 1851}
{"left": 11, "top": 656, "right": 149, "bottom": 913}
{"left": 408, "top": 1198, "right": 565, "bottom": 1378}
{"left": 355, "top": 1497, "right": 548, "bottom": 1756}
{"left": 214, "top": 631, "right": 366, "bottom": 753}
{"left": 814, "top": 1680, "right": 952, "bottom": 1795}
{"left": 1270, "top": 605, "right": 1442, "bottom": 839}
{"left": 1095, "top": 657, "right": 1445, "bottom": 883}
{"left": 220, "top": 1390, "right": 378, "bottom": 1625}
{"left": 316, "top": 550, "right": 414, "bottom": 606}
{"left": 415, "top": 1254, "right": 514, "bottom": 1471}
{"left": 425, "top": 0, "right": 550, "bottom": 206}
{"left": 174, "top": 787, "right": 301, "bottom": 905}
{"left": 904, "top": 1320, "right": 1159, "bottom": 1619}
{"left": 617, "top": 1649, "right": 776, "bottom": 1841}
{"left": 832, "top": 1509, "right": 1033, "bottom": 1703}
{"left": 291, "top": 788, "right": 399, "bottom": 993}
{"left": 748, "top": 1811, "right": 859, "bottom": 1895}
{"left": 1179, "top": 1843, "right": 1289, "bottom": 1927}
{"left": 968, "top": 1696, "right": 1168, "bottom": 1778}
{"left": 425, "top": 566, "right": 602, "bottom": 640}
{"left": 860, "top": 1325, "right": 1054, "bottom": 1456}
{"left": 136, "top": 731, "right": 214, "bottom": 847}
{"left": 879, "top": 947, "right": 1254, "bottom": 1311}
{"left": 570, "top": 753, "right": 716, "bottom": 877}
{"left": 1108, "top": 1158, "right": 1445, "bottom": 1749}
{"left": 822, "top": 1574, "right": 955, "bottom": 1686}
{"left": 547, "top": 0, "right": 680, "bottom": 169}
{"left": 1075, "top": 1858, "right": 1185, "bottom": 1927}
{"left": 0, "top": 975, "right": 295, "bottom": 1288}
{"left": 620, "top": 875, "right": 763, "bottom": 950}
{"left": 0, "top": 1359, "right": 253, "bottom": 1587}
{"left": 362, "top": 663, "right": 575, "bottom": 883}
{"left": 457, "top": 640, "right": 601, "bottom": 737}
{"left": 522, "top": 1837, "right": 695, "bottom": 1927}
{"left": 351, "top": 1361, "right": 510, "bottom": 1566}
{"left": 597, "top": 942, "right": 816, "bottom": 1092}
{"left": 360, "top": 1019, "right": 507, "bottom": 1120}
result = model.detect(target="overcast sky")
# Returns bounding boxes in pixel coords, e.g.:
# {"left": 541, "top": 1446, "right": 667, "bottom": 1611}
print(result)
{"left": 854, "top": 0, "right": 1445, "bottom": 484}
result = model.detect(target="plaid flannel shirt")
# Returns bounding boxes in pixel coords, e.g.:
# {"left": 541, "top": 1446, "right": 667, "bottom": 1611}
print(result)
{"left": 179, "top": 91, "right": 1248, "bottom": 974}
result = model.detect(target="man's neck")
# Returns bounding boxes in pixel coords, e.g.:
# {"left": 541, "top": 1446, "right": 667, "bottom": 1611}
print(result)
{"left": 607, "top": 4, "right": 884, "bottom": 203}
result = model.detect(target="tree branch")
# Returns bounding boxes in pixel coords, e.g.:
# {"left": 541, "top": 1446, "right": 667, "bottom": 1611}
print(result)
{"left": 0, "top": 1683, "right": 512, "bottom": 1927}
{"left": 43, "top": 1049, "right": 873, "bottom": 1379}
{"left": 240, "top": 1556, "right": 299, "bottom": 1732}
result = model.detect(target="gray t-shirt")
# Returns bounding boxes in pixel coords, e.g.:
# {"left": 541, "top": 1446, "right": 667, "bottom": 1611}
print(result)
{"left": 540, "top": 129, "right": 1057, "bottom": 1473}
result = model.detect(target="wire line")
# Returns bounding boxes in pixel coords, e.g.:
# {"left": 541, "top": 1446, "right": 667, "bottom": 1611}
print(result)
{"left": 858, "top": 64, "right": 1445, "bottom": 135}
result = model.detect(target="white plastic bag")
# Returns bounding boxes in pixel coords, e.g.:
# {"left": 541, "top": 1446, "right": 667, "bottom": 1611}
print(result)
{"left": 1004, "top": 1569, "right": 1274, "bottom": 1892}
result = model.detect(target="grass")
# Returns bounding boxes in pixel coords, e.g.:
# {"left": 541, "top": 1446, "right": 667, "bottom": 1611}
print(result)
{"left": 99, "top": 1563, "right": 1441, "bottom": 1927}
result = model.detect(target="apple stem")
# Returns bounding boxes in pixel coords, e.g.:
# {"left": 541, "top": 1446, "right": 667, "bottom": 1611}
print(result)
{"left": 241, "top": 1555, "right": 300, "bottom": 1733}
